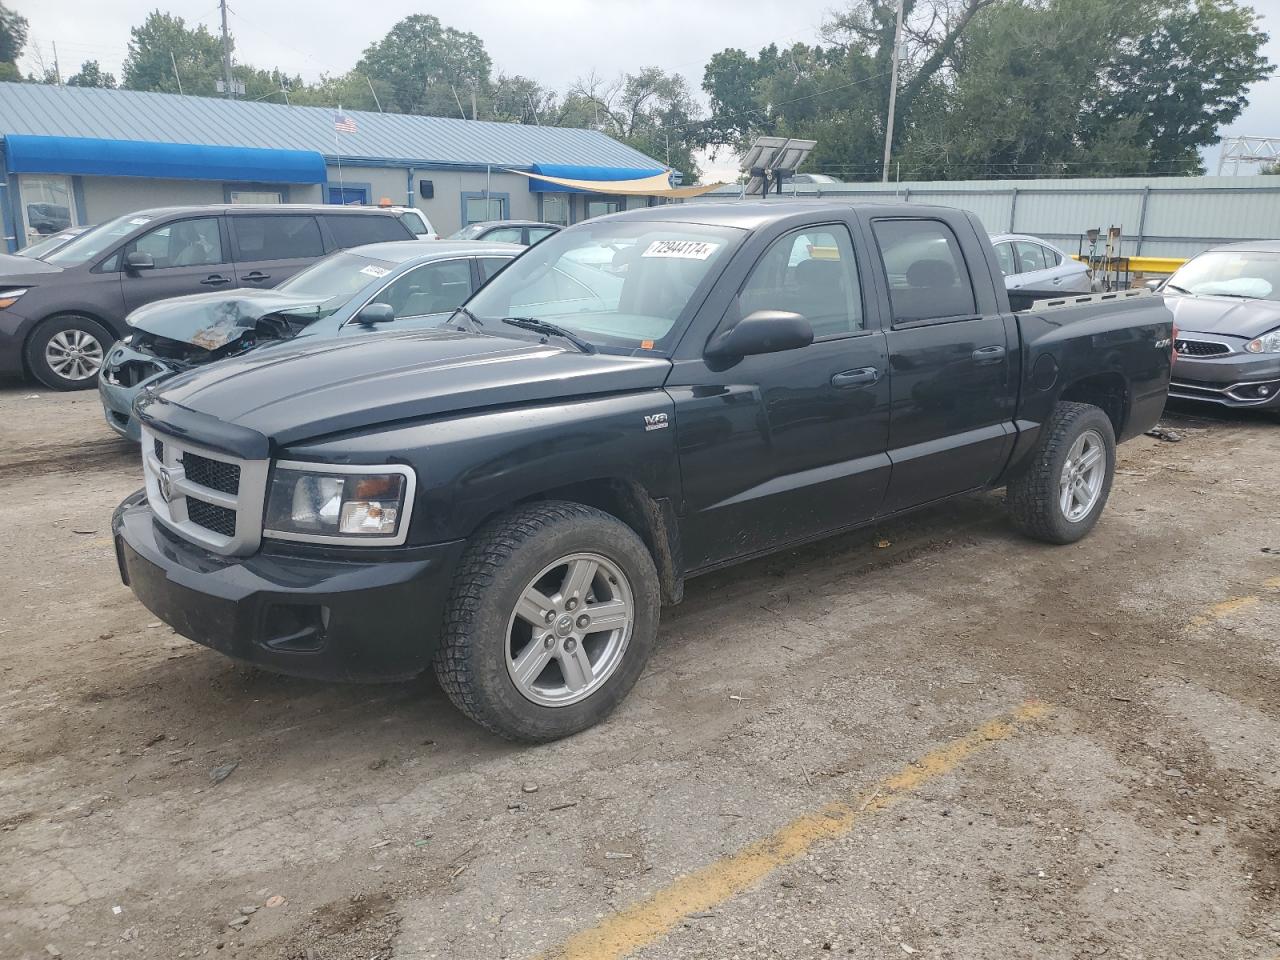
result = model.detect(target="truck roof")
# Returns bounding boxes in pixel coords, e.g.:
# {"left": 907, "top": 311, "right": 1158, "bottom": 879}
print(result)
{"left": 606, "top": 199, "right": 953, "bottom": 230}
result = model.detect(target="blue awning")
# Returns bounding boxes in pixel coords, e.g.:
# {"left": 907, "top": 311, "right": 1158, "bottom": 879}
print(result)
{"left": 527, "top": 163, "right": 668, "bottom": 193}
{"left": 3, "top": 135, "right": 327, "bottom": 184}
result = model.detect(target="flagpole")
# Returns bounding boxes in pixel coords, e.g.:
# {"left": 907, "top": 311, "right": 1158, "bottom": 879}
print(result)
{"left": 334, "top": 105, "right": 346, "bottom": 202}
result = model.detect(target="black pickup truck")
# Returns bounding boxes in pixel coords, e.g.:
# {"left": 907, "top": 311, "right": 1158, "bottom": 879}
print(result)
{"left": 113, "top": 202, "right": 1173, "bottom": 741}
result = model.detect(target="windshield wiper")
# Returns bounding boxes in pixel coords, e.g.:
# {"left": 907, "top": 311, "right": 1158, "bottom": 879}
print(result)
{"left": 449, "top": 305, "right": 485, "bottom": 332}
{"left": 501, "top": 316, "right": 595, "bottom": 354}
{"left": 1164, "top": 283, "right": 1189, "bottom": 293}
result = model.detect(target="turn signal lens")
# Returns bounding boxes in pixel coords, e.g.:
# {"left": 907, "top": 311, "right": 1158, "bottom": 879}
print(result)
{"left": 0, "top": 288, "right": 28, "bottom": 309}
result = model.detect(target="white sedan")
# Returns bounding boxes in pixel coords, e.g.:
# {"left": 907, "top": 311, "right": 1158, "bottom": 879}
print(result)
{"left": 991, "top": 233, "right": 1093, "bottom": 293}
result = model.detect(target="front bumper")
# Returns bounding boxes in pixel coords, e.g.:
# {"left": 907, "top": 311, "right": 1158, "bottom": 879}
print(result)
{"left": 99, "top": 342, "right": 179, "bottom": 441}
{"left": 1170, "top": 340, "right": 1280, "bottom": 410}
{"left": 112, "top": 489, "right": 467, "bottom": 682}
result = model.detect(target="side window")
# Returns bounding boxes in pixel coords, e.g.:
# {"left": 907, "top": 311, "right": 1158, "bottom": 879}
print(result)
{"left": 371, "top": 260, "right": 473, "bottom": 319}
{"left": 528, "top": 227, "right": 557, "bottom": 245}
{"left": 1041, "top": 244, "right": 1062, "bottom": 267}
{"left": 994, "top": 242, "right": 1017, "bottom": 277}
{"left": 479, "top": 257, "right": 514, "bottom": 281}
{"left": 130, "top": 217, "right": 224, "bottom": 268}
{"left": 1013, "top": 241, "right": 1048, "bottom": 273}
{"left": 483, "top": 227, "right": 524, "bottom": 244}
{"left": 398, "top": 211, "right": 430, "bottom": 237}
{"left": 737, "top": 224, "right": 863, "bottom": 338}
{"left": 871, "top": 219, "right": 977, "bottom": 323}
{"left": 231, "top": 216, "right": 323, "bottom": 262}
{"left": 325, "top": 214, "right": 413, "bottom": 248}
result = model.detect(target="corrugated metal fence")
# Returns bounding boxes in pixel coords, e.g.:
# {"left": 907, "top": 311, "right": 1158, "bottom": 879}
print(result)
{"left": 700, "top": 176, "right": 1280, "bottom": 260}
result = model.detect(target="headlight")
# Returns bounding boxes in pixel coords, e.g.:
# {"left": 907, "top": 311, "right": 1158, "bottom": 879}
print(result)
{"left": 263, "top": 463, "right": 415, "bottom": 544}
{"left": 1245, "top": 329, "right": 1280, "bottom": 354}
{"left": 0, "top": 288, "right": 28, "bottom": 309}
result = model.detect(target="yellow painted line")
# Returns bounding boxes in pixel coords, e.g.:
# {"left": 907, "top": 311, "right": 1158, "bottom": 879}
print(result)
{"left": 542, "top": 700, "right": 1049, "bottom": 960}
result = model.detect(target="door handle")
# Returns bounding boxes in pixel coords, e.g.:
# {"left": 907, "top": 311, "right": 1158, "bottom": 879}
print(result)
{"left": 831, "top": 367, "right": 880, "bottom": 388}
{"left": 242, "top": 272, "right": 271, "bottom": 282}
{"left": 200, "top": 275, "right": 232, "bottom": 285}
{"left": 971, "top": 345, "right": 1006, "bottom": 363}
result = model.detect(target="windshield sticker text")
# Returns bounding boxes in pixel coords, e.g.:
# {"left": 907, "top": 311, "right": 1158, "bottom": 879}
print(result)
{"left": 642, "top": 240, "right": 720, "bottom": 261}
{"left": 129, "top": 217, "right": 152, "bottom": 225}
{"left": 359, "top": 265, "right": 391, "bottom": 279}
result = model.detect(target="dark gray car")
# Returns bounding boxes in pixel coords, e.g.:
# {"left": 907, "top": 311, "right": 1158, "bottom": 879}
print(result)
{"left": 1162, "top": 241, "right": 1280, "bottom": 416}
{"left": 0, "top": 204, "right": 414, "bottom": 390}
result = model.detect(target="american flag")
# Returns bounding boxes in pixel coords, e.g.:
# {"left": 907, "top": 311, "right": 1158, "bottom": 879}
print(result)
{"left": 334, "top": 111, "right": 358, "bottom": 134}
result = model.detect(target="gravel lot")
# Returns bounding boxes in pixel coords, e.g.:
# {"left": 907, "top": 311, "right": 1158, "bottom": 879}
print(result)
{"left": 1, "top": 381, "right": 1277, "bottom": 960}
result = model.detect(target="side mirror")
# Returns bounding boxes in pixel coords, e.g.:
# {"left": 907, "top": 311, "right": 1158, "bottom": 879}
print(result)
{"left": 1145, "top": 278, "right": 1163, "bottom": 292}
{"left": 705, "top": 309, "right": 813, "bottom": 361}
{"left": 124, "top": 251, "right": 155, "bottom": 272}
{"left": 355, "top": 302, "right": 396, "bottom": 325}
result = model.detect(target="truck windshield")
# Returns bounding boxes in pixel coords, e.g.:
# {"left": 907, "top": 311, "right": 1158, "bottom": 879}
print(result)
{"left": 464, "top": 220, "right": 743, "bottom": 352}
{"left": 276, "top": 251, "right": 398, "bottom": 301}
{"left": 44, "top": 214, "right": 154, "bottom": 267}
{"left": 1166, "top": 251, "right": 1280, "bottom": 300}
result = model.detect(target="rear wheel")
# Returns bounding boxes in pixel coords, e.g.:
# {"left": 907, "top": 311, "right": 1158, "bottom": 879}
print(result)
{"left": 434, "top": 501, "right": 660, "bottom": 741}
{"left": 25, "top": 315, "right": 112, "bottom": 390}
{"left": 1007, "top": 401, "right": 1116, "bottom": 544}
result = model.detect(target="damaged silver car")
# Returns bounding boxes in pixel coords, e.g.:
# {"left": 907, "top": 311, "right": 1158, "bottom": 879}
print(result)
{"left": 99, "top": 240, "right": 522, "bottom": 440}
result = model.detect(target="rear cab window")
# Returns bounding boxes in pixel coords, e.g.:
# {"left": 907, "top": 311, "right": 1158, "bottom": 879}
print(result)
{"left": 871, "top": 219, "right": 977, "bottom": 323}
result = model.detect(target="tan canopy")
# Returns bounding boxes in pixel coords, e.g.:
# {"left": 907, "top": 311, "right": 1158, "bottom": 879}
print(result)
{"left": 507, "top": 168, "right": 728, "bottom": 199}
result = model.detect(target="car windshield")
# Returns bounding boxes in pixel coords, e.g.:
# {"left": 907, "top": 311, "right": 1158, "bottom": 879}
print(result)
{"left": 44, "top": 214, "right": 154, "bottom": 266}
{"left": 17, "top": 229, "right": 83, "bottom": 260}
{"left": 276, "top": 251, "right": 397, "bottom": 301}
{"left": 450, "top": 224, "right": 489, "bottom": 240}
{"left": 463, "top": 220, "right": 743, "bottom": 353}
{"left": 1166, "top": 251, "right": 1280, "bottom": 300}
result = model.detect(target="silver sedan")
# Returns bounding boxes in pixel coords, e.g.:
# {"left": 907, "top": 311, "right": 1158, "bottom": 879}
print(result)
{"left": 991, "top": 233, "right": 1093, "bottom": 293}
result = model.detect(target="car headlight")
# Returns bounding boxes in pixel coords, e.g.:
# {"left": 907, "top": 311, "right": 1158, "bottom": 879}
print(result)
{"left": 263, "top": 463, "right": 415, "bottom": 544}
{"left": 1245, "top": 329, "right": 1280, "bottom": 354}
{"left": 0, "top": 288, "right": 28, "bottom": 309}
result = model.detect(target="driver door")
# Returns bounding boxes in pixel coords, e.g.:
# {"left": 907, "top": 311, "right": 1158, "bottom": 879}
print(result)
{"left": 121, "top": 216, "right": 234, "bottom": 312}
{"left": 668, "top": 223, "right": 892, "bottom": 571}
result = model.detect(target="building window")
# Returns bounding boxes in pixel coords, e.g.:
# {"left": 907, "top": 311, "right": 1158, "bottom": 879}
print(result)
{"left": 229, "top": 190, "right": 283, "bottom": 204}
{"left": 541, "top": 194, "right": 569, "bottom": 226}
{"left": 19, "top": 174, "right": 76, "bottom": 246}
{"left": 584, "top": 197, "right": 623, "bottom": 219}
{"left": 462, "top": 192, "right": 508, "bottom": 225}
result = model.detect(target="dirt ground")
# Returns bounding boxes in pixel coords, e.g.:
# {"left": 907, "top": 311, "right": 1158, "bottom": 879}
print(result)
{"left": 1, "top": 379, "right": 1278, "bottom": 960}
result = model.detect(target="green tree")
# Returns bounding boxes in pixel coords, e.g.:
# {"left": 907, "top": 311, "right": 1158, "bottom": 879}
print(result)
{"left": 0, "top": 1, "right": 27, "bottom": 80}
{"left": 67, "top": 60, "right": 117, "bottom": 88}
{"left": 563, "top": 68, "right": 702, "bottom": 177}
{"left": 356, "top": 15, "right": 491, "bottom": 117}
{"left": 287, "top": 70, "right": 388, "bottom": 111}
{"left": 123, "top": 11, "right": 226, "bottom": 95}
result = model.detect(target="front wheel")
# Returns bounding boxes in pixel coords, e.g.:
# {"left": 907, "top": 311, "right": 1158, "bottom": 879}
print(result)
{"left": 434, "top": 501, "right": 660, "bottom": 741}
{"left": 1007, "top": 401, "right": 1117, "bottom": 544}
{"left": 25, "top": 315, "right": 112, "bottom": 390}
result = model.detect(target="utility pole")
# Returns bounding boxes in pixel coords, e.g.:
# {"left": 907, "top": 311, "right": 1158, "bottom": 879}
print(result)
{"left": 51, "top": 41, "right": 62, "bottom": 84}
{"left": 880, "top": 0, "right": 905, "bottom": 183}
{"left": 219, "top": 0, "right": 234, "bottom": 98}
{"left": 170, "top": 51, "right": 184, "bottom": 94}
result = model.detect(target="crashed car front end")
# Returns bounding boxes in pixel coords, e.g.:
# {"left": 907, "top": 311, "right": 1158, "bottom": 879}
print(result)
{"left": 100, "top": 336, "right": 188, "bottom": 440}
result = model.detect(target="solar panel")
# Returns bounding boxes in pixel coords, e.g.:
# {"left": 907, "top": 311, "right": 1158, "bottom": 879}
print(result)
{"left": 740, "top": 136, "right": 817, "bottom": 197}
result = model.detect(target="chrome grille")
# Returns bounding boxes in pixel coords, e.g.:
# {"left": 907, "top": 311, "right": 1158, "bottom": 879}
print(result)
{"left": 1175, "top": 338, "right": 1231, "bottom": 357}
{"left": 140, "top": 426, "right": 269, "bottom": 556}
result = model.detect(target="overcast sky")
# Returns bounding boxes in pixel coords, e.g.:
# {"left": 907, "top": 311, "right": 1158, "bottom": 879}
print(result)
{"left": 13, "top": 0, "right": 1280, "bottom": 179}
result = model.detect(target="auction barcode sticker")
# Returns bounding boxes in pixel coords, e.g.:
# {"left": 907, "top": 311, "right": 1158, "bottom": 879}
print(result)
{"left": 359, "top": 264, "right": 391, "bottom": 278}
{"left": 642, "top": 240, "right": 720, "bottom": 260}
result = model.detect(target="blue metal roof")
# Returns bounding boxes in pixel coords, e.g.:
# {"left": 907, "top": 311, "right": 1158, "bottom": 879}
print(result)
{"left": 0, "top": 82, "right": 663, "bottom": 172}
{"left": 4, "top": 134, "right": 326, "bottom": 183}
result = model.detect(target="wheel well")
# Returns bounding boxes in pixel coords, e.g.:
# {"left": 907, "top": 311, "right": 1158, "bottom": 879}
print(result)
{"left": 510, "top": 479, "right": 684, "bottom": 605}
{"left": 23, "top": 311, "right": 117, "bottom": 367}
{"left": 1059, "top": 373, "right": 1129, "bottom": 437}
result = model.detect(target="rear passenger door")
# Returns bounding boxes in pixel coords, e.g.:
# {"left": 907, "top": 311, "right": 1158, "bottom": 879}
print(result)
{"left": 228, "top": 214, "right": 325, "bottom": 288}
{"left": 869, "top": 216, "right": 1015, "bottom": 514}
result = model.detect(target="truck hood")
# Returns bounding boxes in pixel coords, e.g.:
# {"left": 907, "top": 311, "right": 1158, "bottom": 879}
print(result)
{"left": 1165, "top": 292, "right": 1280, "bottom": 338}
{"left": 127, "top": 290, "right": 337, "bottom": 349}
{"left": 0, "top": 252, "right": 62, "bottom": 280}
{"left": 143, "top": 327, "right": 672, "bottom": 448}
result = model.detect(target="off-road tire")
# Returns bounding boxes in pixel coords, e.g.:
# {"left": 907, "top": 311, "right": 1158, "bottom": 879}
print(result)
{"left": 1007, "top": 401, "right": 1117, "bottom": 544}
{"left": 25, "top": 314, "right": 113, "bottom": 390}
{"left": 434, "top": 501, "right": 660, "bottom": 742}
